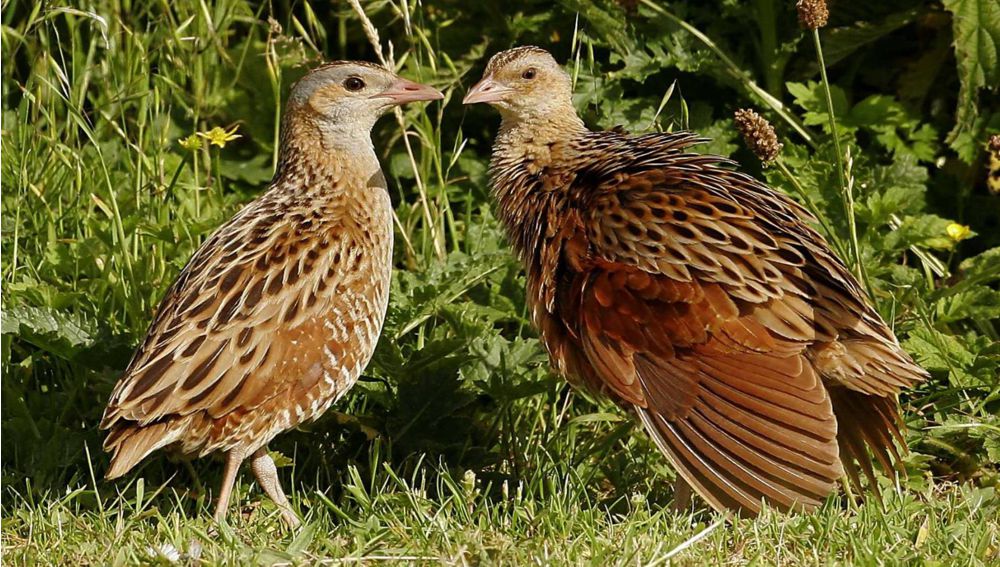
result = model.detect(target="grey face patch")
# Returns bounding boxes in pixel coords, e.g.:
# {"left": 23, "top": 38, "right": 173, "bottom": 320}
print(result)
{"left": 288, "top": 61, "right": 392, "bottom": 108}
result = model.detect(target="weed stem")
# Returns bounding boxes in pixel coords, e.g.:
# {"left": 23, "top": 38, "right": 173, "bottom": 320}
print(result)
{"left": 812, "top": 29, "right": 868, "bottom": 291}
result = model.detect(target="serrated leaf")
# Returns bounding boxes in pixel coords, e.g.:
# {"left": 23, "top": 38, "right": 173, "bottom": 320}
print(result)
{"left": 959, "top": 247, "right": 1000, "bottom": 284}
{"left": 883, "top": 214, "right": 955, "bottom": 251}
{"left": 861, "top": 154, "right": 929, "bottom": 224}
{"left": 942, "top": 0, "right": 1000, "bottom": 162}
{"left": 847, "top": 95, "right": 939, "bottom": 160}
{"left": 935, "top": 286, "right": 1000, "bottom": 323}
{"left": 1, "top": 304, "right": 95, "bottom": 360}
{"left": 904, "top": 327, "right": 975, "bottom": 372}
{"left": 787, "top": 81, "right": 850, "bottom": 131}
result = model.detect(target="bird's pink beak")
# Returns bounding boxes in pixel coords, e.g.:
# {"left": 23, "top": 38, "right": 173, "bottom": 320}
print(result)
{"left": 463, "top": 75, "right": 513, "bottom": 105}
{"left": 377, "top": 77, "right": 444, "bottom": 105}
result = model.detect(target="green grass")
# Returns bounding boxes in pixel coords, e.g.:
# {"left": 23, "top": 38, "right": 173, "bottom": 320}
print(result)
{"left": 5, "top": 467, "right": 999, "bottom": 564}
{"left": 3, "top": 0, "right": 999, "bottom": 564}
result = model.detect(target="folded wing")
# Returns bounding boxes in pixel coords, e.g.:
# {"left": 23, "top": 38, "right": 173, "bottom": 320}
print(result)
{"left": 556, "top": 141, "right": 926, "bottom": 514}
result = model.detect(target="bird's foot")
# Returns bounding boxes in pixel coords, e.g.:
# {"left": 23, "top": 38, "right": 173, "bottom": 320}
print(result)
{"left": 280, "top": 507, "right": 302, "bottom": 530}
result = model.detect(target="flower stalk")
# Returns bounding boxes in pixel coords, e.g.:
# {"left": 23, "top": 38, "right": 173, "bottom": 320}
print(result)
{"left": 799, "top": 0, "right": 868, "bottom": 290}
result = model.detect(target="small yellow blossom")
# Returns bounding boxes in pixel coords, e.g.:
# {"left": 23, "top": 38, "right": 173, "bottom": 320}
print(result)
{"left": 178, "top": 134, "right": 202, "bottom": 151}
{"left": 197, "top": 125, "right": 241, "bottom": 149}
{"left": 946, "top": 223, "right": 971, "bottom": 242}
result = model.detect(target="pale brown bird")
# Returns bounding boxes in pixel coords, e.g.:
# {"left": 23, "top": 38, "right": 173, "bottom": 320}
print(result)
{"left": 464, "top": 46, "right": 927, "bottom": 516}
{"left": 102, "top": 62, "right": 442, "bottom": 527}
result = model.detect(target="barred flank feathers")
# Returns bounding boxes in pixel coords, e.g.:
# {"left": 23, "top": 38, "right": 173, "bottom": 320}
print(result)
{"left": 104, "top": 421, "right": 183, "bottom": 479}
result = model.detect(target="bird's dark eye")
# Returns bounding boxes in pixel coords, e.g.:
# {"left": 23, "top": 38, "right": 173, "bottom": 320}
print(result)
{"left": 522, "top": 68, "right": 537, "bottom": 80}
{"left": 343, "top": 77, "right": 366, "bottom": 91}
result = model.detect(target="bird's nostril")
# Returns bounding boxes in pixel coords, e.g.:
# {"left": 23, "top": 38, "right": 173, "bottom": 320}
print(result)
{"left": 405, "top": 85, "right": 419, "bottom": 91}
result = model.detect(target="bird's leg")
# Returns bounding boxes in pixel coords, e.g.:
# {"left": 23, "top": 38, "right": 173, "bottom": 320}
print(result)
{"left": 213, "top": 450, "right": 245, "bottom": 524}
{"left": 250, "top": 447, "right": 301, "bottom": 529}
{"left": 672, "top": 477, "right": 693, "bottom": 513}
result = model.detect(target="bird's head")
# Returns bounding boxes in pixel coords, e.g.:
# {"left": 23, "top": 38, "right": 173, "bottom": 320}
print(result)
{"left": 463, "top": 46, "right": 576, "bottom": 124}
{"left": 286, "top": 61, "right": 442, "bottom": 143}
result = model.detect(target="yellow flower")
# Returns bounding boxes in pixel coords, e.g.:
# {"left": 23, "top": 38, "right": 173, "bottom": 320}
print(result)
{"left": 178, "top": 134, "right": 202, "bottom": 151}
{"left": 946, "top": 223, "right": 971, "bottom": 241}
{"left": 197, "top": 125, "right": 241, "bottom": 149}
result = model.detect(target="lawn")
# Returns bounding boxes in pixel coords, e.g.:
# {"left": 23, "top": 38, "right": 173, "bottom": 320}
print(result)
{"left": 2, "top": 0, "right": 999, "bottom": 564}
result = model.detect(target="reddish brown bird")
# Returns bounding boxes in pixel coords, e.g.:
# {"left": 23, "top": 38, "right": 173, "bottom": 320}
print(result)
{"left": 464, "top": 47, "right": 927, "bottom": 516}
{"left": 102, "top": 62, "right": 442, "bottom": 527}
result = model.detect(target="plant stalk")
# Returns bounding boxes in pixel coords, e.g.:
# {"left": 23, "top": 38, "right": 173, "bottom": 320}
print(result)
{"left": 812, "top": 29, "right": 868, "bottom": 291}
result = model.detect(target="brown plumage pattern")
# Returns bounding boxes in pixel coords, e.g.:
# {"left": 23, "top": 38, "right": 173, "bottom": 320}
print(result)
{"left": 102, "top": 61, "right": 442, "bottom": 527}
{"left": 465, "top": 46, "right": 927, "bottom": 516}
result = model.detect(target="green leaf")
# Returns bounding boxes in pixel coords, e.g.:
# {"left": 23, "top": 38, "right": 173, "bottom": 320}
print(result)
{"left": 860, "top": 154, "right": 929, "bottom": 225}
{"left": 1, "top": 305, "right": 95, "bottom": 360}
{"left": 847, "top": 95, "right": 939, "bottom": 160}
{"left": 559, "top": 0, "right": 629, "bottom": 51}
{"left": 959, "top": 246, "right": 1000, "bottom": 285}
{"left": 930, "top": 247, "right": 1000, "bottom": 299}
{"left": 935, "top": 286, "right": 1000, "bottom": 323}
{"left": 904, "top": 327, "right": 976, "bottom": 372}
{"left": 818, "top": 8, "right": 921, "bottom": 69}
{"left": 883, "top": 214, "right": 955, "bottom": 251}
{"left": 942, "top": 0, "right": 1000, "bottom": 162}
{"left": 787, "top": 81, "right": 850, "bottom": 131}
{"left": 217, "top": 153, "right": 273, "bottom": 185}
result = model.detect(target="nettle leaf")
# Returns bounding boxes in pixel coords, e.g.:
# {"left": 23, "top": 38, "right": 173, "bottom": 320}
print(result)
{"left": 788, "top": 83, "right": 939, "bottom": 160}
{"left": 560, "top": 0, "right": 629, "bottom": 51}
{"left": 958, "top": 246, "right": 1000, "bottom": 285}
{"left": 912, "top": 328, "right": 999, "bottom": 390}
{"left": 769, "top": 141, "right": 843, "bottom": 223}
{"left": 929, "top": 247, "right": 1000, "bottom": 304}
{"left": 903, "top": 327, "right": 967, "bottom": 371}
{"left": 883, "top": 214, "right": 955, "bottom": 251}
{"left": 967, "top": 419, "right": 1000, "bottom": 463}
{"left": 942, "top": 0, "right": 1000, "bottom": 162}
{"left": 846, "top": 95, "right": 939, "bottom": 161}
{"left": 859, "top": 154, "right": 929, "bottom": 225}
{"left": 1, "top": 304, "right": 95, "bottom": 360}
{"left": 935, "top": 286, "right": 1000, "bottom": 324}
{"left": 594, "top": 96, "right": 662, "bottom": 131}
{"left": 787, "top": 81, "right": 850, "bottom": 132}
{"left": 862, "top": 185, "right": 915, "bottom": 226}
{"left": 631, "top": 7, "right": 712, "bottom": 75}
{"left": 575, "top": 71, "right": 623, "bottom": 118}
{"left": 607, "top": 41, "right": 676, "bottom": 81}
{"left": 463, "top": 335, "right": 550, "bottom": 401}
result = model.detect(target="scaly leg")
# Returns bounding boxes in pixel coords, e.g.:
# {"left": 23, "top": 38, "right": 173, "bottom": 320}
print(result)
{"left": 213, "top": 450, "right": 245, "bottom": 523}
{"left": 250, "top": 448, "right": 301, "bottom": 529}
